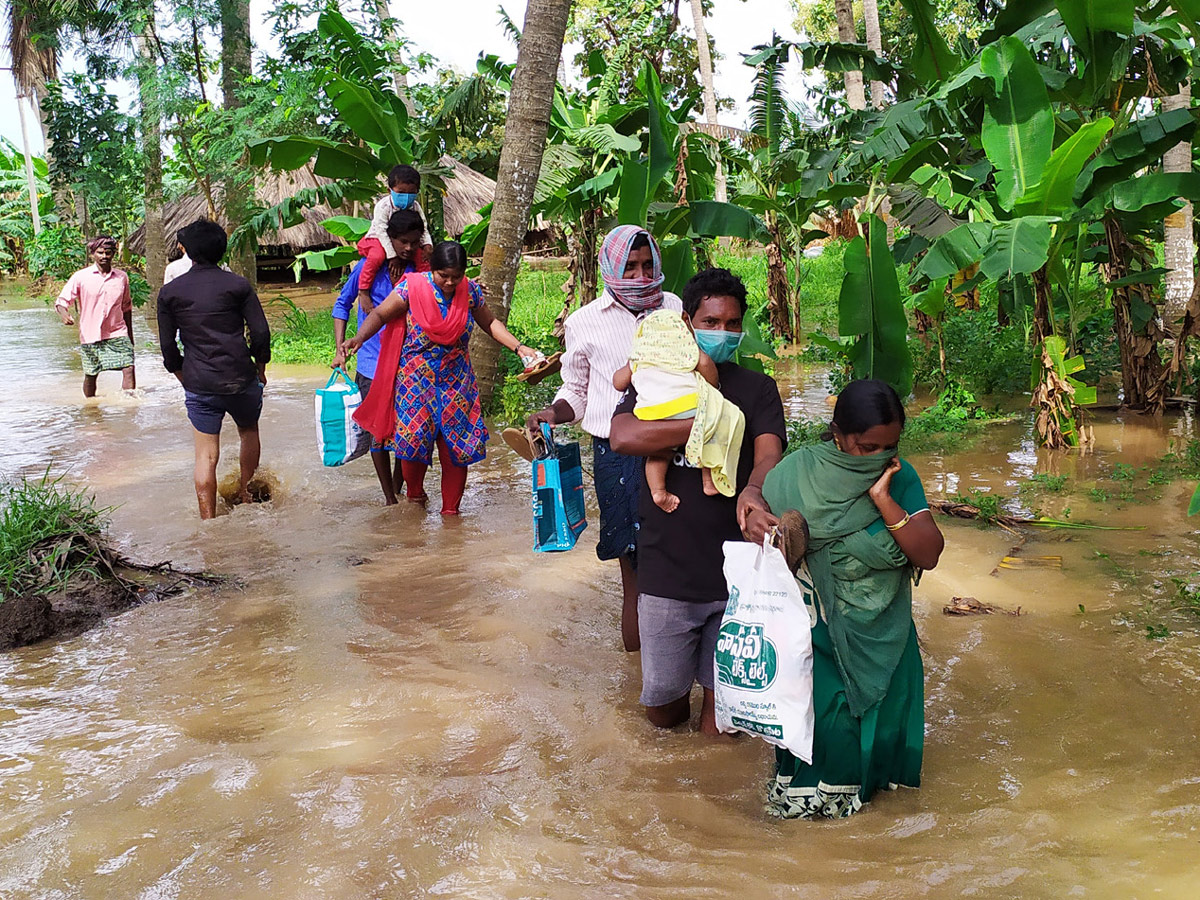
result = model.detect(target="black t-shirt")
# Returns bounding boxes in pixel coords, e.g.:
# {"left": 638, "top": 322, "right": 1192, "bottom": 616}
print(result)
{"left": 157, "top": 265, "right": 271, "bottom": 395}
{"left": 614, "top": 362, "right": 787, "bottom": 602}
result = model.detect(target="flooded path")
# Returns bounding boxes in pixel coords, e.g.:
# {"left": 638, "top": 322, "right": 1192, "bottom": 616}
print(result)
{"left": 2, "top": 297, "right": 1200, "bottom": 897}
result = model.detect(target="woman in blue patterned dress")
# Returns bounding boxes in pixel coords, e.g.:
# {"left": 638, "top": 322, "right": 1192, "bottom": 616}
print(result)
{"left": 345, "top": 241, "right": 540, "bottom": 514}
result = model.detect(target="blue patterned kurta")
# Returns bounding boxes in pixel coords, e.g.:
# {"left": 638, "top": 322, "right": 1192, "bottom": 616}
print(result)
{"left": 385, "top": 273, "right": 489, "bottom": 466}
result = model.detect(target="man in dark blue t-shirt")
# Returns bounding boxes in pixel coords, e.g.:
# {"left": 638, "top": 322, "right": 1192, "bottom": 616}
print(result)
{"left": 611, "top": 268, "right": 786, "bottom": 736}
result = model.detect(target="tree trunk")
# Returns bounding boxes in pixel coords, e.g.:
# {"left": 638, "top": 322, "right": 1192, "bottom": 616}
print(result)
{"left": 1032, "top": 267, "right": 1053, "bottom": 344}
{"left": 221, "top": 0, "right": 257, "bottom": 290}
{"left": 371, "top": 0, "right": 416, "bottom": 115}
{"left": 557, "top": 208, "right": 599, "bottom": 343}
{"left": 689, "top": 0, "right": 725, "bottom": 204}
{"left": 474, "top": 0, "right": 574, "bottom": 405}
{"left": 1104, "top": 216, "right": 1166, "bottom": 409}
{"left": 15, "top": 91, "right": 42, "bottom": 236}
{"left": 576, "top": 206, "right": 599, "bottom": 305}
{"left": 862, "top": 0, "right": 886, "bottom": 109}
{"left": 765, "top": 217, "right": 792, "bottom": 341}
{"left": 834, "top": 0, "right": 866, "bottom": 111}
{"left": 1163, "top": 80, "right": 1194, "bottom": 326}
{"left": 136, "top": 19, "right": 166, "bottom": 318}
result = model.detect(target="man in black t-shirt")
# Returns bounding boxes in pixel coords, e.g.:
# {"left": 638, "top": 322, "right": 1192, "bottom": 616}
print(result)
{"left": 610, "top": 268, "right": 785, "bottom": 736}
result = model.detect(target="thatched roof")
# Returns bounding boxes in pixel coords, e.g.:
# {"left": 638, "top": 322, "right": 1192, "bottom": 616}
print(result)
{"left": 439, "top": 155, "right": 495, "bottom": 233}
{"left": 127, "top": 155, "right": 497, "bottom": 256}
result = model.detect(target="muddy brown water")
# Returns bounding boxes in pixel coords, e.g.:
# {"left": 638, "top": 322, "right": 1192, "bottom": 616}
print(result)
{"left": 3, "top": 296, "right": 1200, "bottom": 897}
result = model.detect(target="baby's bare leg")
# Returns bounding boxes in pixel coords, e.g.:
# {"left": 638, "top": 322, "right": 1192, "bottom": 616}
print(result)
{"left": 646, "top": 457, "right": 680, "bottom": 513}
{"left": 701, "top": 466, "right": 719, "bottom": 496}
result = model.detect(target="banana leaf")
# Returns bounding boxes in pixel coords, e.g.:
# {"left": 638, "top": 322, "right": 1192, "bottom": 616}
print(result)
{"left": 319, "top": 216, "right": 370, "bottom": 242}
{"left": 916, "top": 221, "right": 994, "bottom": 280}
{"left": 1013, "top": 117, "right": 1113, "bottom": 216}
{"left": 687, "top": 201, "right": 770, "bottom": 242}
{"left": 838, "top": 215, "right": 914, "bottom": 397}
{"left": 897, "top": 0, "right": 962, "bottom": 84}
{"left": 979, "top": 37, "right": 1053, "bottom": 210}
{"left": 979, "top": 217, "right": 1055, "bottom": 281}
{"left": 1075, "top": 109, "right": 1197, "bottom": 202}
{"left": 293, "top": 245, "right": 360, "bottom": 277}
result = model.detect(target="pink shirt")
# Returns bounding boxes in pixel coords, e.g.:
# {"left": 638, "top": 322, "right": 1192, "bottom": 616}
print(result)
{"left": 56, "top": 265, "right": 132, "bottom": 345}
{"left": 554, "top": 288, "right": 682, "bottom": 439}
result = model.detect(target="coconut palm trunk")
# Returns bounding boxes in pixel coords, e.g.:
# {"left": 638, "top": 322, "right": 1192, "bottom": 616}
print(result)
{"left": 689, "top": 0, "right": 725, "bottom": 203}
{"left": 1163, "top": 81, "right": 1194, "bottom": 325}
{"left": 136, "top": 15, "right": 166, "bottom": 316}
{"left": 7, "top": 7, "right": 74, "bottom": 222}
{"left": 862, "top": 0, "right": 886, "bottom": 109}
{"left": 220, "top": 0, "right": 256, "bottom": 290}
{"left": 473, "top": 0, "right": 573, "bottom": 405}
{"left": 834, "top": 0, "right": 866, "bottom": 111}
{"left": 371, "top": 0, "right": 416, "bottom": 115}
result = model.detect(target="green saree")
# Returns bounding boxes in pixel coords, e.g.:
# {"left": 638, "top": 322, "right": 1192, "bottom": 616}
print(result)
{"left": 761, "top": 441, "right": 926, "bottom": 819}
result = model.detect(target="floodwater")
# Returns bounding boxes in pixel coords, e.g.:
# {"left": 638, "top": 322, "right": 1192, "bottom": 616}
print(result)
{"left": 3, "top": 290, "right": 1200, "bottom": 898}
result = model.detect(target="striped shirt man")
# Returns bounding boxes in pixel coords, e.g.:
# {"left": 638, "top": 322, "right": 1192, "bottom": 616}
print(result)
{"left": 554, "top": 288, "right": 683, "bottom": 439}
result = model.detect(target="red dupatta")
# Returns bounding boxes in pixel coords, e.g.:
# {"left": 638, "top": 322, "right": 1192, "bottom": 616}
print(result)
{"left": 353, "top": 267, "right": 474, "bottom": 441}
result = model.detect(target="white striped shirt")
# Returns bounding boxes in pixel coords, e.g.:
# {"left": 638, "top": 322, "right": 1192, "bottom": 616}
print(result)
{"left": 554, "top": 288, "right": 683, "bottom": 439}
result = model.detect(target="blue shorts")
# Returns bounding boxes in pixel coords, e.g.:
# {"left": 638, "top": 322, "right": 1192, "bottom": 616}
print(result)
{"left": 184, "top": 382, "right": 263, "bottom": 435}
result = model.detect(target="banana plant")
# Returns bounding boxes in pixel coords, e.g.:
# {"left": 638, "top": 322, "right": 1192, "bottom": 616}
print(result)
{"left": 885, "top": 3, "right": 1200, "bottom": 442}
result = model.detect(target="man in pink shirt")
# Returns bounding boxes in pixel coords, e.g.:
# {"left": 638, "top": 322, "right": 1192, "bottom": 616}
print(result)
{"left": 55, "top": 236, "right": 136, "bottom": 396}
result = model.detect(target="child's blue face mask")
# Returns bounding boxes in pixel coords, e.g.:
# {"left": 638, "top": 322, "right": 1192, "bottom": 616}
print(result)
{"left": 390, "top": 191, "right": 417, "bottom": 210}
{"left": 693, "top": 328, "right": 744, "bottom": 364}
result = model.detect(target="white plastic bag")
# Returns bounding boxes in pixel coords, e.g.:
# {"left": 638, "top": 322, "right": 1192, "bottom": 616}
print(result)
{"left": 315, "top": 368, "right": 370, "bottom": 467}
{"left": 714, "top": 536, "right": 815, "bottom": 761}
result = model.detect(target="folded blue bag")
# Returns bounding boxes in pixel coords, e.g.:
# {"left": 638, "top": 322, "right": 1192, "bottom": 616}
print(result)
{"left": 531, "top": 423, "right": 587, "bottom": 552}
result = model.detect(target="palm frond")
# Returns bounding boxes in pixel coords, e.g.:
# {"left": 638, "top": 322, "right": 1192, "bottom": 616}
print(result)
{"left": 534, "top": 143, "right": 584, "bottom": 204}
{"left": 570, "top": 123, "right": 640, "bottom": 154}
{"left": 747, "top": 35, "right": 791, "bottom": 158}
{"left": 497, "top": 5, "right": 522, "bottom": 44}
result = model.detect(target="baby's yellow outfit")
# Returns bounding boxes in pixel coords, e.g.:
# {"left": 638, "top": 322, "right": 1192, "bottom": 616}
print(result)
{"left": 628, "top": 310, "right": 746, "bottom": 497}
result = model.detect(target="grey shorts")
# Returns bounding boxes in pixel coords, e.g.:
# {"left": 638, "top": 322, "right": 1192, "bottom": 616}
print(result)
{"left": 638, "top": 593, "right": 728, "bottom": 707}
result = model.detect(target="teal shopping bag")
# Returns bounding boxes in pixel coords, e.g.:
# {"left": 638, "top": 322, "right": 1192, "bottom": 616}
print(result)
{"left": 315, "top": 368, "right": 370, "bottom": 467}
{"left": 532, "top": 424, "right": 587, "bottom": 552}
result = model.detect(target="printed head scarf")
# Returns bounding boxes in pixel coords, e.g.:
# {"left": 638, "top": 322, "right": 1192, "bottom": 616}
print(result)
{"left": 599, "top": 225, "right": 665, "bottom": 312}
{"left": 87, "top": 235, "right": 117, "bottom": 254}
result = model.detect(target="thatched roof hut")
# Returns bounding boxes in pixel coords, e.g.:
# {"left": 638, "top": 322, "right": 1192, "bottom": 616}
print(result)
{"left": 128, "top": 155, "right": 497, "bottom": 258}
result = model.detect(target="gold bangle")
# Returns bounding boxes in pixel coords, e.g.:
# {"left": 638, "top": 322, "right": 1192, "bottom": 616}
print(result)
{"left": 885, "top": 512, "right": 910, "bottom": 532}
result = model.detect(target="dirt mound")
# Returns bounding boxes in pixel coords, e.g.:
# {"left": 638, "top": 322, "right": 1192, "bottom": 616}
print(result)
{"left": 0, "top": 565, "right": 222, "bottom": 652}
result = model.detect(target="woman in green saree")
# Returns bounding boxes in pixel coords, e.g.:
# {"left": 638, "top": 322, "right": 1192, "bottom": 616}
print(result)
{"left": 749, "top": 379, "right": 944, "bottom": 819}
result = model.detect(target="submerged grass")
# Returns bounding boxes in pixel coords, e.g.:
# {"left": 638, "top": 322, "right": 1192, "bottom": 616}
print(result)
{"left": 1, "top": 473, "right": 111, "bottom": 599}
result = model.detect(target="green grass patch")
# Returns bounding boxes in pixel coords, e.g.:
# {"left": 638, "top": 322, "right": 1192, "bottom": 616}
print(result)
{"left": 266, "top": 295, "right": 338, "bottom": 365}
{"left": 1, "top": 473, "right": 111, "bottom": 599}
{"left": 901, "top": 381, "right": 1000, "bottom": 454}
{"left": 951, "top": 488, "right": 1005, "bottom": 523}
{"left": 1026, "top": 473, "right": 1069, "bottom": 493}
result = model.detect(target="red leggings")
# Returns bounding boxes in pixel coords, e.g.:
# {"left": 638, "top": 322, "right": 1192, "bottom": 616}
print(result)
{"left": 400, "top": 436, "right": 469, "bottom": 515}
{"left": 356, "top": 237, "right": 387, "bottom": 291}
